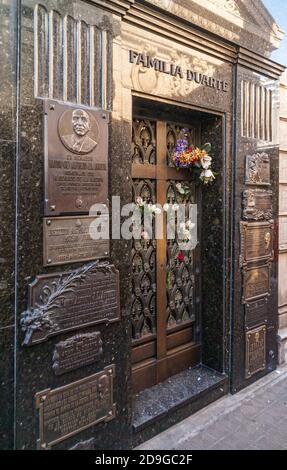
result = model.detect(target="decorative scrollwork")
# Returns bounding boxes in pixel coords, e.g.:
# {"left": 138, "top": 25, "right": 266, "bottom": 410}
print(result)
{"left": 132, "top": 119, "right": 156, "bottom": 164}
{"left": 131, "top": 179, "right": 157, "bottom": 340}
{"left": 166, "top": 181, "right": 195, "bottom": 329}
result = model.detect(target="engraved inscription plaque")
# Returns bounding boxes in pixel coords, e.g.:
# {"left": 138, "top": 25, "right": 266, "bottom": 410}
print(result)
{"left": 43, "top": 216, "right": 109, "bottom": 266}
{"left": 245, "top": 298, "right": 268, "bottom": 330}
{"left": 240, "top": 221, "right": 274, "bottom": 266}
{"left": 243, "top": 189, "right": 273, "bottom": 221}
{"left": 242, "top": 264, "right": 271, "bottom": 303}
{"left": 44, "top": 100, "right": 109, "bottom": 216}
{"left": 52, "top": 332, "right": 103, "bottom": 376}
{"left": 245, "top": 326, "right": 266, "bottom": 379}
{"left": 245, "top": 153, "right": 270, "bottom": 186}
{"left": 21, "top": 261, "right": 120, "bottom": 346}
{"left": 36, "top": 366, "right": 115, "bottom": 449}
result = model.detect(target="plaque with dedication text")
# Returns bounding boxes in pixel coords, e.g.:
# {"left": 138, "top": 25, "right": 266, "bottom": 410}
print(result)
{"left": 240, "top": 221, "right": 274, "bottom": 266}
{"left": 52, "top": 332, "right": 103, "bottom": 376}
{"left": 245, "top": 152, "right": 270, "bottom": 186}
{"left": 43, "top": 215, "right": 109, "bottom": 266}
{"left": 44, "top": 100, "right": 109, "bottom": 216}
{"left": 243, "top": 189, "right": 273, "bottom": 221}
{"left": 242, "top": 263, "right": 271, "bottom": 304}
{"left": 36, "top": 366, "right": 115, "bottom": 449}
{"left": 21, "top": 261, "right": 120, "bottom": 346}
{"left": 245, "top": 326, "right": 266, "bottom": 379}
{"left": 245, "top": 298, "right": 268, "bottom": 330}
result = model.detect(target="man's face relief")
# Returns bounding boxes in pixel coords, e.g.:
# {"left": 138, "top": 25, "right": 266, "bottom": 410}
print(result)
{"left": 72, "top": 110, "right": 90, "bottom": 137}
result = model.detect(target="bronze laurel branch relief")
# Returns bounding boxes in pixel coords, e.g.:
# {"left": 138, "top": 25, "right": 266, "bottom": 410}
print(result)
{"left": 21, "top": 261, "right": 119, "bottom": 346}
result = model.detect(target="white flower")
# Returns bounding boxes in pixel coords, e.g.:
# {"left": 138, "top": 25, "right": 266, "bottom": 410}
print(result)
{"left": 183, "top": 229, "right": 191, "bottom": 240}
{"left": 200, "top": 169, "right": 215, "bottom": 185}
{"left": 176, "top": 183, "right": 185, "bottom": 195}
{"left": 172, "top": 204, "right": 180, "bottom": 212}
{"left": 179, "top": 222, "right": 186, "bottom": 229}
{"left": 154, "top": 207, "right": 162, "bottom": 215}
{"left": 136, "top": 197, "right": 144, "bottom": 207}
{"left": 163, "top": 203, "right": 170, "bottom": 212}
{"left": 200, "top": 155, "right": 212, "bottom": 170}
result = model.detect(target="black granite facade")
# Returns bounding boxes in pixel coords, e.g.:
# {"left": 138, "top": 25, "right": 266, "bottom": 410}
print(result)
{"left": 0, "top": 0, "right": 284, "bottom": 450}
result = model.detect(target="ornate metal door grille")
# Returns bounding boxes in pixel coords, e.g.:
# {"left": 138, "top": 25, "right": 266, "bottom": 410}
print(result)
{"left": 131, "top": 116, "right": 201, "bottom": 393}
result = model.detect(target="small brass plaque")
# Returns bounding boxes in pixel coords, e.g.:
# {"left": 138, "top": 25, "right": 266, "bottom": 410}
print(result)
{"left": 36, "top": 366, "right": 116, "bottom": 449}
{"left": 246, "top": 326, "right": 266, "bottom": 379}
{"left": 43, "top": 215, "right": 109, "bottom": 266}
{"left": 21, "top": 261, "right": 120, "bottom": 346}
{"left": 245, "top": 298, "right": 268, "bottom": 330}
{"left": 44, "top": 100, "right": 109, "bottom": 216}
{"left": 245, "top": 153, "right": 270, "bottom": 186}
{"left": 243, "top": 189, "right": 273, "bottom": 221}
{"left": 240, "top": 221, "right": 274, "bottom": 266}
{"left": 52, "top": 332, "right": 103, "bottom": 376}
{"left": 242, "top": 263, "right": 271, "bottom": 303}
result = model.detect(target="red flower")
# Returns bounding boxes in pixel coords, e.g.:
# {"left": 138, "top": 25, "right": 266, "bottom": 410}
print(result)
{"left": 177, "top": 251, "right": 185, "bottom": 262}
{"left": 188, "top": 146, "right": 193, "bottom": 152}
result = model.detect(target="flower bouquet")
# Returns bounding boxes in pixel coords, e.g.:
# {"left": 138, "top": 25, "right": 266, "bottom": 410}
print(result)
{"left": 172, "top": 140, "right": 216, "bottom": 185}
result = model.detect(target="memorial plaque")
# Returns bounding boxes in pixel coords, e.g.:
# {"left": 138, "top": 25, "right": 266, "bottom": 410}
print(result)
{"left": 44, "top": 100, "right": 109, "bottom": 216}
{"left": 240, "top": 221, "right": 273, "bottom": 266}
{"left": 245, "top": 298, "right": 268, "bottom": 330}
{"left": 21, "top": 261, "right": 120, "bottom": 346}
{"left": 242, "top": 263, "right": 271, "bottom": 303}
{"left": 52, "top": 332, "right": 103, "bottom": 376}
{"left": 245, "top": 152, "right": 270, "bottom": 186}
{"left": 36, "top": 366, "right": 116, "bottom": 449}
{"left": 43, "top": 215, "right": 109, "bottom": 266}
{"left": 245, "top": 326, "right": 266, "bottom": 379}
{"left": 243, "top": 189, "right": 273, "bottom": 221}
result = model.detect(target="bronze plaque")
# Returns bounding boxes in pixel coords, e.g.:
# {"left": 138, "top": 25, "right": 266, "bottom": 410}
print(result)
{"left": 242, "top": 263, "right": 271, "bottom": 303}
{"left": 36, "top": 366, "right": 115, "bottom": 449}
{"left": 243, "top": 189, "right": 273, "bottom": 221}
{"left": 245, "top": 326, "right": 266, "bottom": 379}
{"left": 245, "top": 298, "right": 268, "bottom": 330}
{"left": 44, "top": 100, "right": 109, "bottom": 216}
{"left": 43, "top": 215, "right": 109, "bottom": 266}
{"left": 240, "top": 221, "right": 274, "bottom": 266}
{"left": 21, "top": 261, "right": 120, "bottom": 346}
{"left": 245, "top": 152, "right": 270, "bottom": 186}
{"left": 52, "top": 332, "right": 103, "bottom": 376}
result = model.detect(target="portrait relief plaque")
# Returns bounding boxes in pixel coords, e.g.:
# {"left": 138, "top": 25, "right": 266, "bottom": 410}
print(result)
{"left": 43, "top": 215, "right": 109, "bottom": 266}
{"left": 242, "top": 189, "right": 273, "bottom": 221}
{"left": 44, "top": 100, "right": 109, "bottom": 216}
{"left": 245, "top": 153, "right": 270, "bottom": 186}
{"left": 240, "top": 221, "right": 274, "bottom": 266}
{"left": 52, "top": 332, "right": 103, "bottom": 376}
{"left": 36, "top": 366, "right": 116, "bottom": 449}
{"left": 245, "top": 326, "right": 266, "bottom": 379}
{"left": 21, "top": 261, "right": 120, "bottom": 346}
{"left": 242, "top": 263, "right": 271, "bottom": 303}
{"left": 245, "top": 298, "right": 268, "bottom": 330}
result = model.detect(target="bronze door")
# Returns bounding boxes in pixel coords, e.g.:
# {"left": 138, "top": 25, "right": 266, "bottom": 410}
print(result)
{"left": 131, "top": 115, "right": 201, "bottom": 394}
